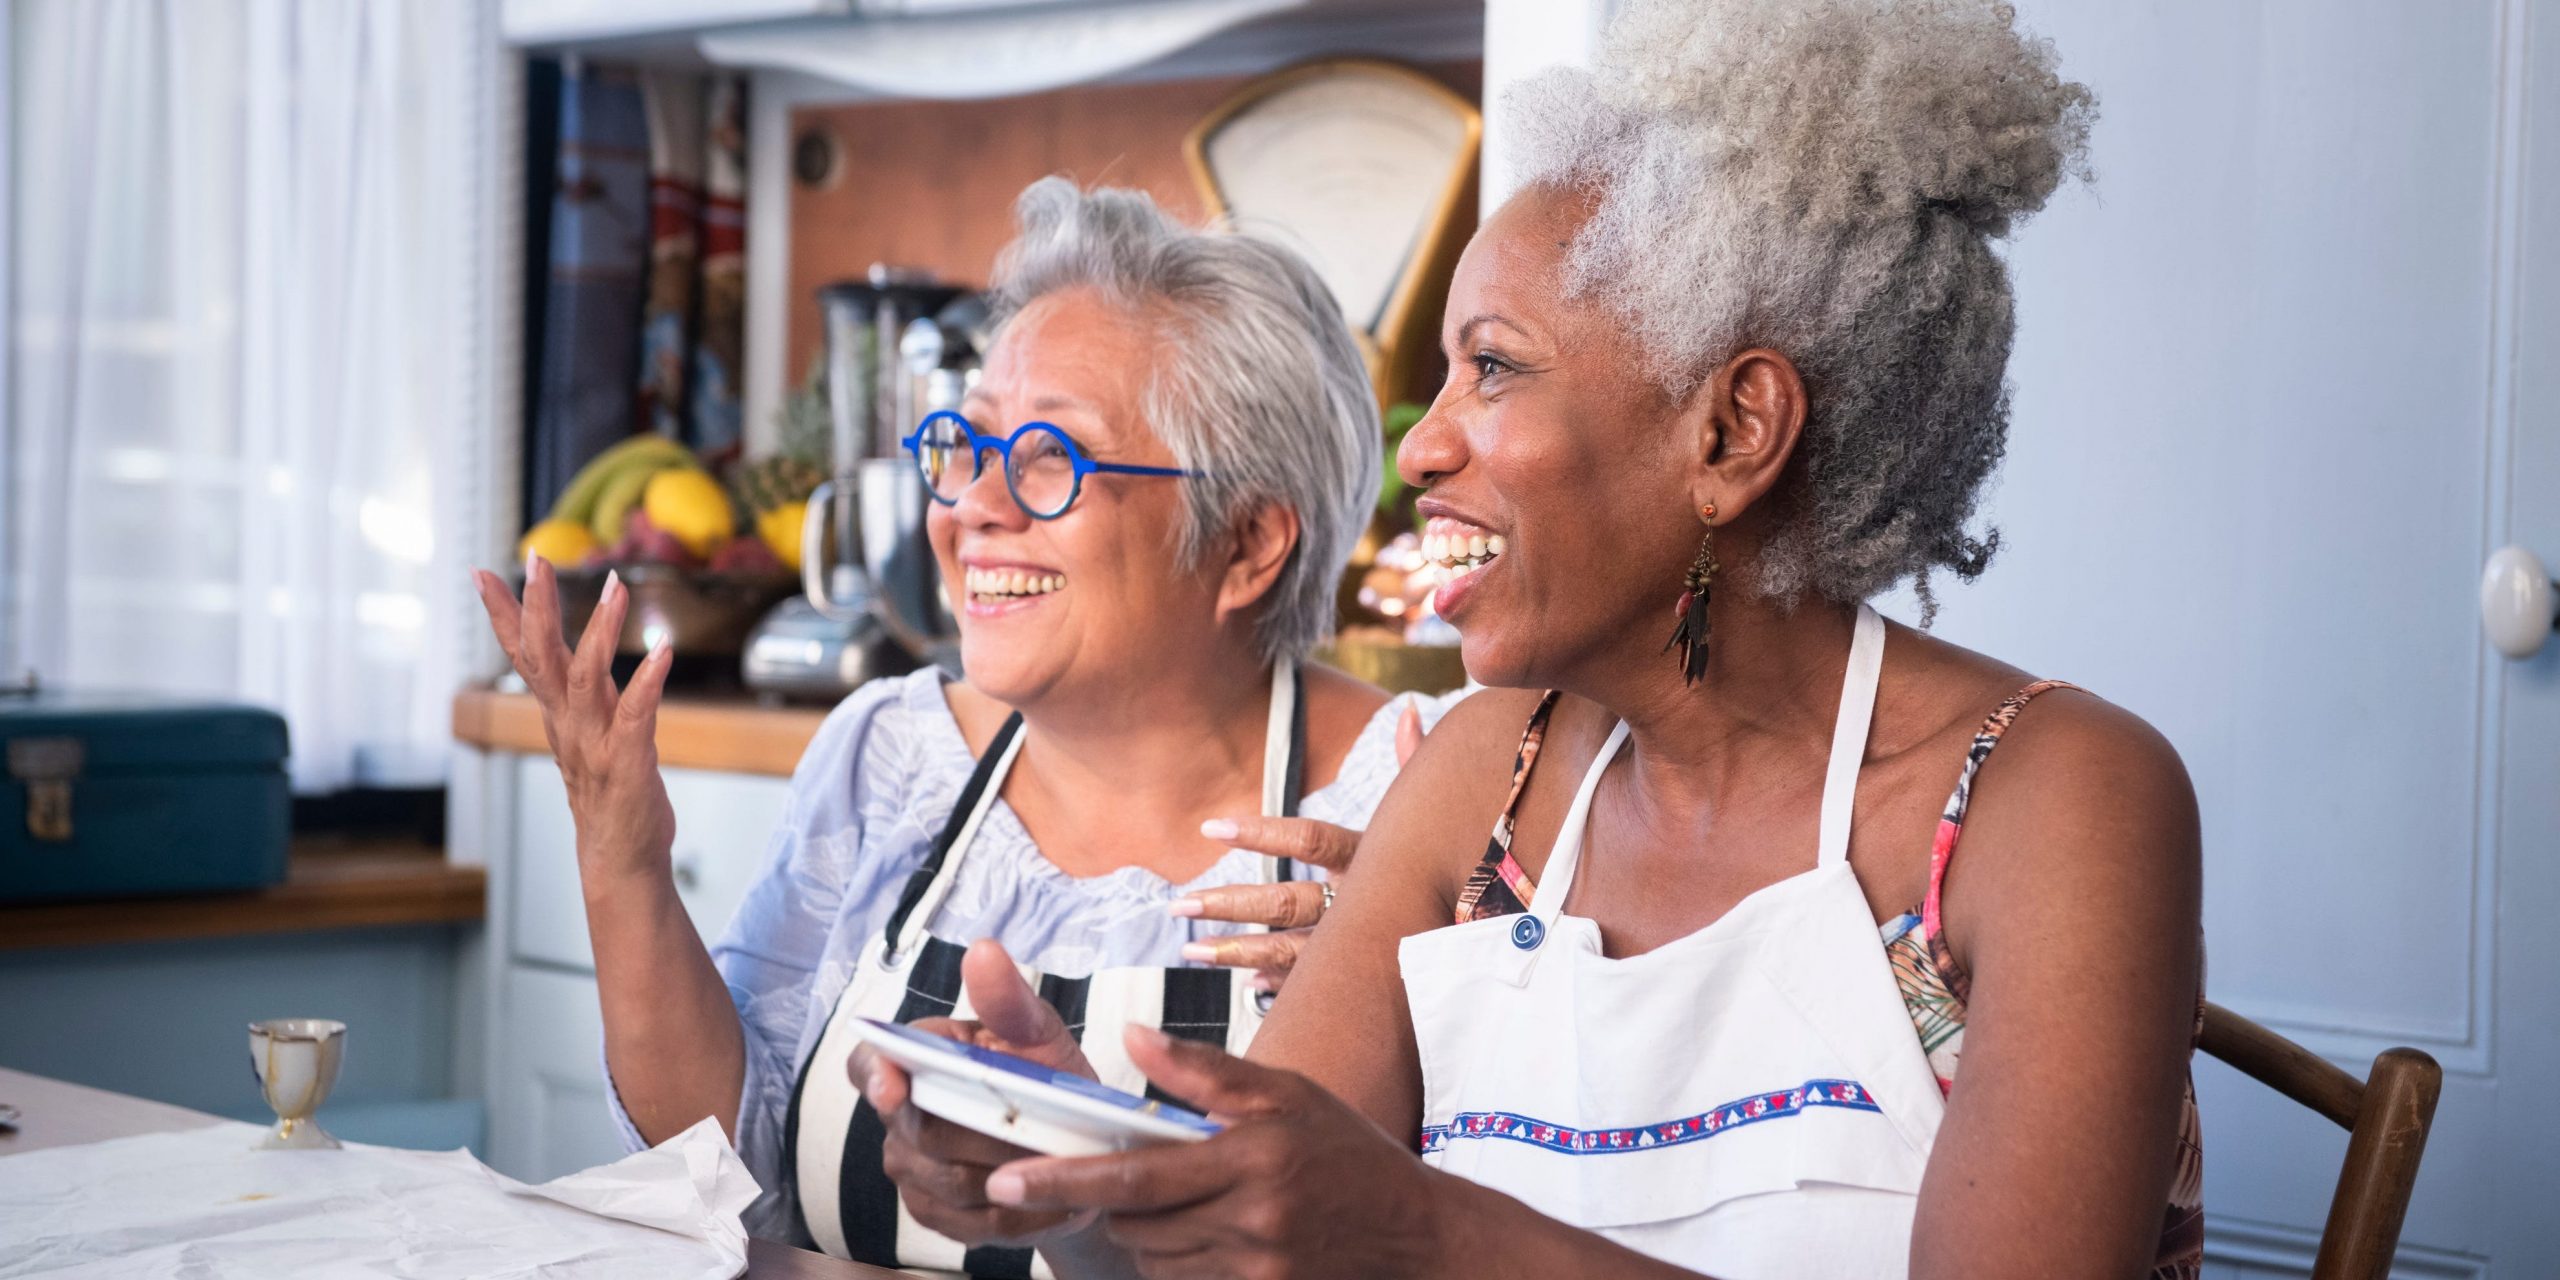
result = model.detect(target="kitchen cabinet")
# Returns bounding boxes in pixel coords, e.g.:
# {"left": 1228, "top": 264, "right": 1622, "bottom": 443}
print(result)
{"left": 462, "top": 728, "right": 793, "bottom": 1182}
{"left": 507, "top": 759, "right": 787, "bottom": 975}
{"left": 488, "top": 963, "right": 621, "bottom": 1182}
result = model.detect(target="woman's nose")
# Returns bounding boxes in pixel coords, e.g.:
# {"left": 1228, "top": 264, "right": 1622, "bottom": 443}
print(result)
{"left": 1397, "top": 387, "right": 1468, "bottom": 488}
{"left": 952, "top": 448, "right": 1031, "bottom": 529}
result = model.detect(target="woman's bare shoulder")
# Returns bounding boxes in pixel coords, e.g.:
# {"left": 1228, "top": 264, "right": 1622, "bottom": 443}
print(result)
{"left": 1301, "top": 663, "right": 1392, "bottom": 788}
{"left": 1352, "top": 687, "right": 1558, "bottom": 902}
{"left": 1931, "top": 677, "right": 2201, "bottom": 978}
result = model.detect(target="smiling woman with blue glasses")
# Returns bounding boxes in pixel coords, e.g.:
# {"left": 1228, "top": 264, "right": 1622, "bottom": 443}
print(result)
{"left": 473, "top": 176, "right": 1453, "bottom": 1275}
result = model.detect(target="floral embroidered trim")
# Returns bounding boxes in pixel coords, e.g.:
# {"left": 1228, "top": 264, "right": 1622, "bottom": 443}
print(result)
{"left": 1419, "top": 1079, "right": 1881, "bottom": 1156}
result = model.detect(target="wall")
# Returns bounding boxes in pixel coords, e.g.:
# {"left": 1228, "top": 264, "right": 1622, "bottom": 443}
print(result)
{"left": 777, "top": 63, "right": 1480, "bottom": 398}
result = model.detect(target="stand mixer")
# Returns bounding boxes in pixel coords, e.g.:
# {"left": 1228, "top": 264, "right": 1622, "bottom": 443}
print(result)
{"left": 741, "top": 267, "right": 980, "bottom": 700}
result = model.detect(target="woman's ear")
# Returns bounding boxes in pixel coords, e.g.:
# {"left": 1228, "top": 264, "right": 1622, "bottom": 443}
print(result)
{"left": 1216, "top": 500, "right": 1301, "bottom": 629}
{"left": 1690, "top": 348, "right": 1808, "bottom": 516}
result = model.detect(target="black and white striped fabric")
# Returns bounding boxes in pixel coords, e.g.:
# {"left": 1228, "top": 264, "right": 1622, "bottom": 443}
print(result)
{"left": 783, "top": 664, "right": 1306, "bottom": 1277}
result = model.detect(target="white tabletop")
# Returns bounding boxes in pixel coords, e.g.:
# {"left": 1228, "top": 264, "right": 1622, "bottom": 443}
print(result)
{"left": 0, "top": 1065, "right": 899, "bottom": 1279}
{"left": 0, "top": 1065, "right": 224, "bottom": 1155}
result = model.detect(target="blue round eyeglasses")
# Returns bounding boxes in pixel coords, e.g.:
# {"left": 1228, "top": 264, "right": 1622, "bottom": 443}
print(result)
{"left": 900, "top": 410, "right": 1194, "bottom": 520}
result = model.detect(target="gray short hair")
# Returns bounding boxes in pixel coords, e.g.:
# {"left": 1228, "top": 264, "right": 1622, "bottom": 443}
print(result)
{"left": 1506, "top": 0, "right": 2094, "bottom": 620}
{"left": 988, "top": 177, "right": 1380, "bottom": 662}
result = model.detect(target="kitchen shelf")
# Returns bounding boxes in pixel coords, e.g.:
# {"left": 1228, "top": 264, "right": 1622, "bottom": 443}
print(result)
{"left": 451, "top": 686, "right": 829, "bottom": 778}
{"left": 0, "top": 837, "right": 484, "bottom": 952}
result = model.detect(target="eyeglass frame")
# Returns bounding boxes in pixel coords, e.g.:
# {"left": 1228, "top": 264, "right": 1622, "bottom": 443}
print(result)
{"left": 900, "top": 409, "right": 1196, "bottom": 521}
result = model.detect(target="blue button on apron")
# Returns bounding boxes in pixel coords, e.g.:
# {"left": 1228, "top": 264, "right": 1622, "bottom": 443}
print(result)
{"left": 1511, "top": 915, "right": 1545, "bottom": 950}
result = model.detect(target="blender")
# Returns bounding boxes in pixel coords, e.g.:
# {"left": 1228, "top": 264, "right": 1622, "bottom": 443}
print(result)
{"left": 741, "top": 267, "right": 970, "bottom": 699}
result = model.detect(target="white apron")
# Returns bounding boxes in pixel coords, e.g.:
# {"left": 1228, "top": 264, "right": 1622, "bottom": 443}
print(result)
{"left": 1398, "top": 606, "right": 1945, "bottom": 1279}
{"left": 786, "top": 664, "right": 1305, "bottom": 1278}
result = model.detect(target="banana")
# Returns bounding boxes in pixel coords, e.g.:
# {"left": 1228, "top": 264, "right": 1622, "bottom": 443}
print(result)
{"left": 590, "top": 458, "right": 692, "bottom": 545}
{"left": 548, "top": 435, "right": 695, "bottom": 527}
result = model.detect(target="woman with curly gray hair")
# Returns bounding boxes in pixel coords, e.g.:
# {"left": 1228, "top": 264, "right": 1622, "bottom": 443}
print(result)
{"left": 898, "top": 2, "right": 2207, "bottom": 1277}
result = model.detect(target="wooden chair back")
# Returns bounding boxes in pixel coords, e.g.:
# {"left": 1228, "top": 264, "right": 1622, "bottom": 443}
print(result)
{"left": 2196, "top": 1001, "right": 2443, "bottom": 1280}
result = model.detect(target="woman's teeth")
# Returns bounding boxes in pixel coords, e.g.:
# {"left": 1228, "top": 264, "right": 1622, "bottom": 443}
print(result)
{"left": 1423, "top": 531, "right": 1505, "bottom": 572}
{"left": 964, "top": 567, "right": 1065, "bottom": 599}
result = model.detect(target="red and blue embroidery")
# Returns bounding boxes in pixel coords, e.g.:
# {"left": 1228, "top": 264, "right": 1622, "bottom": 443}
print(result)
{"left": 1418, "top": 1079, "right": 1881, "bottom": 1156}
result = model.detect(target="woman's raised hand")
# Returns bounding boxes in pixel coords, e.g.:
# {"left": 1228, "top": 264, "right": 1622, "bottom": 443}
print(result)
{"left": 854, "top": 940, "right": 1104, "bottom": 1250}
{"left": 1169, "top": 702, "right": 1425, "bottom": 989}
{"left": 470, "top": 558, "right": 677, "bottom": 887}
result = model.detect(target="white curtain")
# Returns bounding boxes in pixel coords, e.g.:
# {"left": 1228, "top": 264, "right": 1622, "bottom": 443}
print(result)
{"left": 7, "top": 0, "right": 500, "bottom": 791}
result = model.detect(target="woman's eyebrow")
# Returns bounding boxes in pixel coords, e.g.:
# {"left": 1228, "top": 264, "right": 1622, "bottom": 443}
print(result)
{"left": 1026, "top": 393, "right": 1104, "bottom": 418}
{"left": 1449, "top": 313, "right": 1513, "bottom": 350}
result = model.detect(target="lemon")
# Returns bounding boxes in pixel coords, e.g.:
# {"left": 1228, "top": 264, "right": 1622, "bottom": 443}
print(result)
{"left": 758, "top": 501, "right": 808, "bottom": 573}
{"left": 641, "top": 468, "right": 737, "bottom": 558}
{"left": 516, "top": 518, "right": 600, "bottom": 568}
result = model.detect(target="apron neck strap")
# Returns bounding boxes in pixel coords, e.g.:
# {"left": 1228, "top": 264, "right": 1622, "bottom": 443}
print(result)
{"left": 1524, "top": 718, "right": 1631, "bottom": 930}
{"left": 883, "top": 712, "right": 1024, "bottom": 960}
{"left": 1528, "top": 603, "right": 1887, "bottom": 929}
{"left": 1261, "top": 661, "right": 1307, "bottom": 883}
{"left": 1815, "top": 604, "right": 1887, "bottom": 870}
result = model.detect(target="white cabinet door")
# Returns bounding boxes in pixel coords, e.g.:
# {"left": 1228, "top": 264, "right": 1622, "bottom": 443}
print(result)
{"left": 510, "top": 759, "right": 792, "bottom": 973}
{"left": 663, "top": 767, "right": 793, "bottom": 950}
{"left": 487, "top": 965, "right": 625, "bottom": 1182}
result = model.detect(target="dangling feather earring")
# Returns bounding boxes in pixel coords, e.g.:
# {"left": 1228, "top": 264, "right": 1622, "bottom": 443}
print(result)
{"left": 1663, "top": 505, "right": 1718, "bottom": 685}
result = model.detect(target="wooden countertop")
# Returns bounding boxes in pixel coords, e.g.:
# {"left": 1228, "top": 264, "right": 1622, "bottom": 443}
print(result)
{"left": 0, "top": 1066, "right": 903, "bottom": 1278}
{"left": 0, "top": 836, "right": 484, "bottom": 952}
{"left": 452, "top": 686, "right": 828, "bottom": 778}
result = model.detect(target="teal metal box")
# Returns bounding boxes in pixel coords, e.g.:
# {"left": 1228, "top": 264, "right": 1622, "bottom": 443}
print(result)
{"left": 1, "top": 690, "right": 291, "bottom": 904}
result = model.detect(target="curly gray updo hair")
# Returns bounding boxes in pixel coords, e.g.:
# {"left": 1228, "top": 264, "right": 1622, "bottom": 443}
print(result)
{"left": 1506, "top": 0, "right": 2094, "bottom": 618}
{"left": 989, "top": 178, "right": 1380, "bottom": 663}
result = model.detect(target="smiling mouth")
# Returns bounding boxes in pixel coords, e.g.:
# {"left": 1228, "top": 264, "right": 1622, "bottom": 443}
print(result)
{"left": 963, "top": 567, "right": 1066, "bottom": 604}
{"left": 1422, "top": 518, "right": 1505, "bottom": 579}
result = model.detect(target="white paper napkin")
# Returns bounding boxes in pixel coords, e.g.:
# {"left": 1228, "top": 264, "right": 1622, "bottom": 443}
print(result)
{"left": 0, "top": 1115, "right": 758, "bottom": 1279}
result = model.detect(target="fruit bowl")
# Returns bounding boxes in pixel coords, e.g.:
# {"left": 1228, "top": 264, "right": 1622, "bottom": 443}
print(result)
{"left": 545, "top": 564, "right": 796, "bottom": 659}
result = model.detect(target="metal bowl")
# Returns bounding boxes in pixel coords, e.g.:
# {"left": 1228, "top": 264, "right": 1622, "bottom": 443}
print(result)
{"left": 544, "top": 563, "right": 796, "bottom": 657}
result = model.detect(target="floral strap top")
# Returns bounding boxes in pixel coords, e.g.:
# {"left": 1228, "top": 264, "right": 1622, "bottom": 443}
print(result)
{"left": 1454, "top": 685, "right": 2205, "bottom": 1280}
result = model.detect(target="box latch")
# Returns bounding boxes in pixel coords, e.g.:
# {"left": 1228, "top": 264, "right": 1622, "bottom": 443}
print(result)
{"left": 7, "top": 737, "right": 84, "bottom": 842}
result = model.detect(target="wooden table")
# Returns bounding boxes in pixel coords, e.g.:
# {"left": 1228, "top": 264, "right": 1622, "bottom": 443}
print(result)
{"left": 0, "top": 1066, "right": 903, "bottom": 1279}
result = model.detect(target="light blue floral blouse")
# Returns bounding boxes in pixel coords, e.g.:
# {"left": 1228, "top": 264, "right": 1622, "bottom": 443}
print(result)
{"left": 601, "top": 667, "right": 1453, "bottom": 1239}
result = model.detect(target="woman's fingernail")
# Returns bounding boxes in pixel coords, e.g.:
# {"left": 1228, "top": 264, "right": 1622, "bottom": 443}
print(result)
{"left": 1180, "top": 942, "right": 1220, "bottom": 964}
{"left": 525, "top": 549, "right": 540, "bottom": 578}
{"left": 603, "top": 569, "right": 623, "bottom": 605}
{"left": 985, "top": 1169, "right": 1026, "bottom": 1205}
{"left": 1200, "top": 818, "right": 1239, "bottom": 841}
{"left": 1166, "top": 897, "right": 1205, "bottom": 918}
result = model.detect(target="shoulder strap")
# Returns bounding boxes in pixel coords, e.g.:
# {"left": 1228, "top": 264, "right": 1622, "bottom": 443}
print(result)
{"left": 881, "top": 711, "right": 1024, "bottom": 951}
{"left": 1920, "top": 680, "right": 2083, "bottom": 940}
{"left": 1453, "top": 690, "right": 1563, "bottom": 923}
